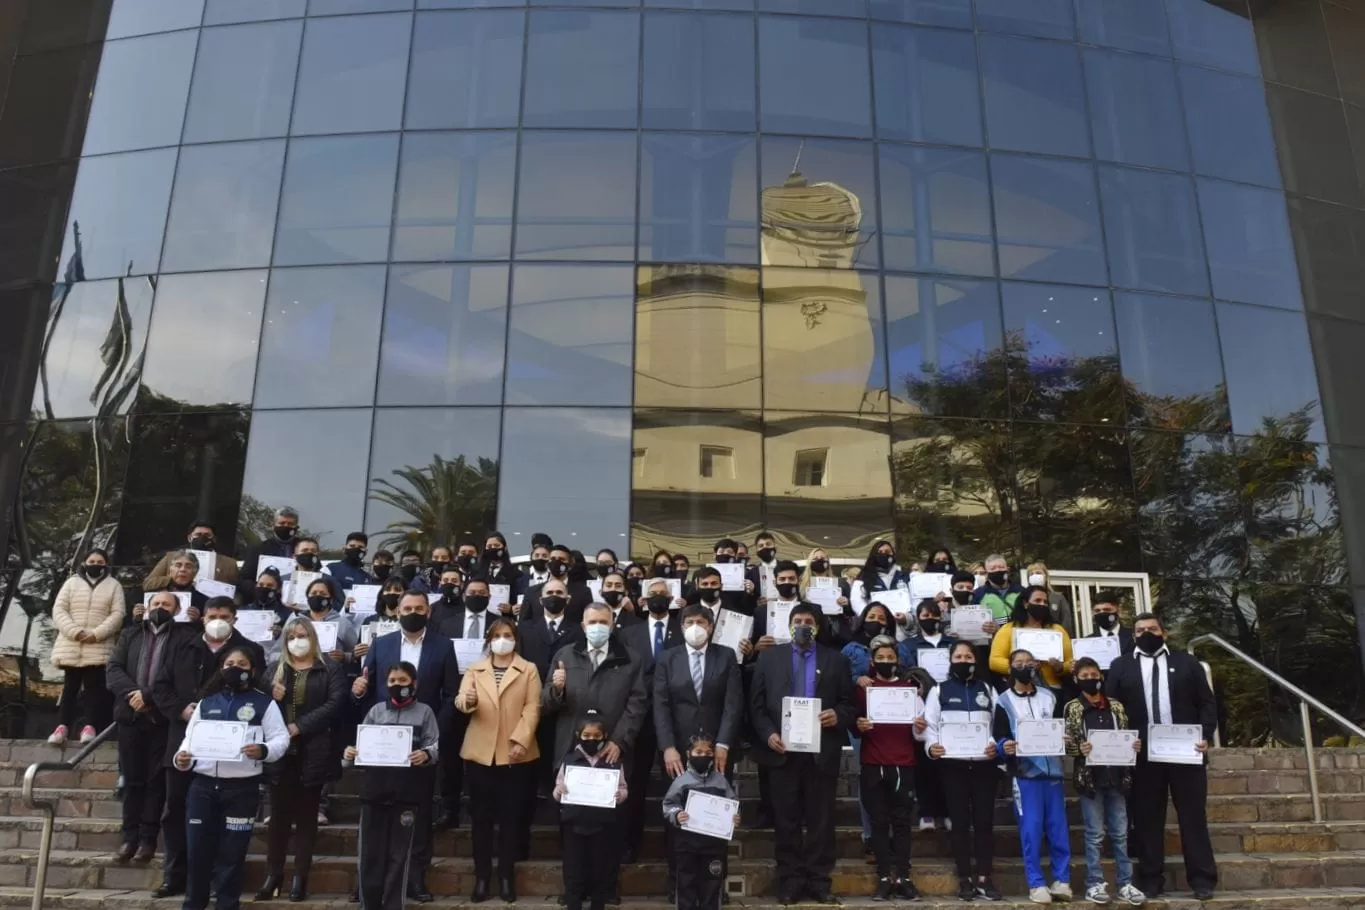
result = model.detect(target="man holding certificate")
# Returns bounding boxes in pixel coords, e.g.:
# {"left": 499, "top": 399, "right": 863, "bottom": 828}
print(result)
{"left": 749, "top": 603, "right": 855, "bottom": 904}
{"left": 1105, "top": 614, "right": 1218, "bottom": 901}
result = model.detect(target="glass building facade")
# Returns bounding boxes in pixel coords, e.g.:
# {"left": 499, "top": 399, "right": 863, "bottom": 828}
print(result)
{"left": 1, "top": 0, "right": 1363, "bottom": 737}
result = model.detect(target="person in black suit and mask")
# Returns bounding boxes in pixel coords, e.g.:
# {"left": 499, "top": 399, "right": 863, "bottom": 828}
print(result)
{"left": 750, "top": 603, "right": 856, "bottom": 904}
{"left": 1104, "top": 613, "right": 1217, "bottom": 901}
{"left": 518, "top": 577, "right": 583, "bottom": 798}
{"left": 1088, "top": 591, "right": 1135, "bottom": 655}
{"left": 520, "top": 545, "right": 593, "bottom": 625}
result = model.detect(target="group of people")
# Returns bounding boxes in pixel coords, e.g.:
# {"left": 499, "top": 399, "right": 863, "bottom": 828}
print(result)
{"left": 42, "top": 511, "right": 1220, "bottom": 910}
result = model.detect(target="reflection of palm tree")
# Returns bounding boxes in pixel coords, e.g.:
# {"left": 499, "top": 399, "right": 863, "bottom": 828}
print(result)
{"left": 368, "top": 455, "right": 498, "bottom": 553}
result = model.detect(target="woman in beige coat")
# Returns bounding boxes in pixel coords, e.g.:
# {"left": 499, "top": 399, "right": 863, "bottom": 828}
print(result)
{"left": 48, "top": 548, "right": 127, "bottom": 745}
{"left": 456, "top": 617, "right": 541, "bottom": 903}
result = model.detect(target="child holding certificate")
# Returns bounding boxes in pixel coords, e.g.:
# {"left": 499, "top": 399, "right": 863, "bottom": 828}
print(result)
{"left": 1063, "top": 658, "right": 1146, "bottom": 906}
{"left": 661, "top": 731, "right": 741, "bottom": 910}
{"left": 554, "top": 711, "right": 628, "bottom": 910}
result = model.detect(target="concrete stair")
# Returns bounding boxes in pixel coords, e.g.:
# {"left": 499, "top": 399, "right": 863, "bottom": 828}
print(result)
{"left": 6, "top": 740, "right": 1365, "bottom": 908}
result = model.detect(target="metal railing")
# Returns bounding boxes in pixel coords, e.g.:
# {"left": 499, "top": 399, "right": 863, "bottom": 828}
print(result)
{"left": 1188, "top": 633, "right": 1365, "bottom": 823}
{"left": 22, "top": 723, "right": 118, "bottom": 910}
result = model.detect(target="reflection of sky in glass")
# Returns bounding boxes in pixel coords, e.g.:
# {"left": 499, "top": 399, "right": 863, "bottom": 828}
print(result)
{"left": 34, "top": 278, "right": 154, "bottom": 419}
{"left": 886, "top": 277, "right": 1000, "bottom": 388}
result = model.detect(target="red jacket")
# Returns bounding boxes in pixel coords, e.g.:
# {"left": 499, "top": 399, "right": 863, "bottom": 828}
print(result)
{"left": 855, "top": 678, "right": 920, "bottom": 768}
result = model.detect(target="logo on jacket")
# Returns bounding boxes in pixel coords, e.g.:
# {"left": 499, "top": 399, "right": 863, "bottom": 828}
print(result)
{"left": 236, "top": 704, "right": 256, "bottom": 722}
{"left": 975, "top": 691, "right": 990, "bottom": 709}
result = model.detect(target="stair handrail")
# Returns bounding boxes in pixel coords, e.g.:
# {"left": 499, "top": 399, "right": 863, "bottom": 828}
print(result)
{"left": 1187, "top": 633, "right": 1365, "bottom": 823}
{"left": 22, "top": 723, "right": 119, "bottom": 910}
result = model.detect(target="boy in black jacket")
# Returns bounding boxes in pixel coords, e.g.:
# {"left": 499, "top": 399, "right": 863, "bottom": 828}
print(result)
{"left": 553, "top": 711, "right": 628, "bottom": 910}
{"left": 662, "top": 732, "right": 741, "bottom": 910}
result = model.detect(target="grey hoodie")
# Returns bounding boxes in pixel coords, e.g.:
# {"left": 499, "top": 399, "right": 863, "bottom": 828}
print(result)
{"left": 661, "top": 765, "right": 736, "bottom": 826}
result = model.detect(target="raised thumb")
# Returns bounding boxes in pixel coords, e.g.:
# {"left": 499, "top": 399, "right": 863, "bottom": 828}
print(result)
{"left": 557, "top": 661, "right": 566, "bottom": 671}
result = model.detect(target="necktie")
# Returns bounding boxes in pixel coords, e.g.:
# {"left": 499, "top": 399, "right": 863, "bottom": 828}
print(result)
{"left": 654, "top": 621, "right": 665, "bottom": 658}
{"left": 592, "top": 649, "right": 602, "bottom": 672}
{"left": 1150, "top": 654, "right": 1162, "bottom": 724}
{"left": 793, "top": 650, "right": 809, "bottom": 697}
{"left": 467, "top": 613, "right": 479, "bottom": 639}
{"left": 691, "top": 650, "right": 704, "bottom": 700}
{"left": 549, "top": 619, "right": 558, "bottom": 637}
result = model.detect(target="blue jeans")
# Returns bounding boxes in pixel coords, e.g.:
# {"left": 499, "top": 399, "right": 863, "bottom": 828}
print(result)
{"left": 850, "top": 734, "right": 871, "bottom": 840}
{"left": 1079, "top": 787, "right": 1132, "bottom": 888}
{"left": 1012, "top": 777, "right": 1070, "bottom": 889}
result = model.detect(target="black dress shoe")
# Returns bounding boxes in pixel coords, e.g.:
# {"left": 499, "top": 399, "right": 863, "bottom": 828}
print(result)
{"left": 777, "top": 893, "right": 798, "bottom": 905}
{"left": 1193, "top": 887, "right": 1215, "bottom": 901}
{"left": 472, "top": 878, "right": 490, "bottom": 903}
{"left": 255, "top": 873, "right": 284, "bottom": 901}
{"left": 152, "top": 881, "right": 184, "bottom": 899}
{"left": 133, "top": 842, "right": 156, "bottom": 864}
{"left": 408, "top": 883, "right": 434, "bottom": 903}
{"left": 289, "top": 875, "right": 307, "bottom": 902}
{"left": 114, "top": 842, "right": 136, "bottom": 863}
{"left": 809, "top": 891, "right": 840, "bottom": 905}
{"left": 500, "top": 876, "right": 517, "bottom": 903}
{"left": 872, "top": 878, "right": 892, "bottom": 902}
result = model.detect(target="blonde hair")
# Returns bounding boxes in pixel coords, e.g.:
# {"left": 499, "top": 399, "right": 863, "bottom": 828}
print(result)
{"left": 800, "top": 548, "right": 830, "bottom": 590}
{"left": 275, "top": 615, "right": 321, "bottom": 684}
{"left": 1026, "top": 562, "right": 1049, "bottom": 586}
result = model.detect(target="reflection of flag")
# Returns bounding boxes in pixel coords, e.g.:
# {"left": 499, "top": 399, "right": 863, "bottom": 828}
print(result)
{"left": 89, "top": 277, "right": 133, "bottom": 410}
{"left": 64, "top": 221, "right": 86, "bottom": 285}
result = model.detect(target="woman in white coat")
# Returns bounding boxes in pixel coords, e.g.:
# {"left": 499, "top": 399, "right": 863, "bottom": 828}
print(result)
{"left": 48, "top": 548, "right": 126, "bottom": 745}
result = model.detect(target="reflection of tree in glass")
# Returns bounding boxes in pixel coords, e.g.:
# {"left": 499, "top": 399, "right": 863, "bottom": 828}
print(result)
{"left": 368, "top": 455, "right": 498, "bottom": 553}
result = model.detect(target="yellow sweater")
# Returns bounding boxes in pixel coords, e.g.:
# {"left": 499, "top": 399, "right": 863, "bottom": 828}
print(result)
{"left": 989, "top": 621, "right": 1073, "bottom": 689}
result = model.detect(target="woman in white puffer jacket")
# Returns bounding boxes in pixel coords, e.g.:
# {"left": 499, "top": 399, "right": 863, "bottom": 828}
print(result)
{"left": 48, "top": 548, "right": 126, "bottom": 746}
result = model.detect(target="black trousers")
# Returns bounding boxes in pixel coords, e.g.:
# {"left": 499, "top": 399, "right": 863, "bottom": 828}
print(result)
{"left": 675, "top": 846, "right": 726, "bottom": 910}
{"left": 440, "top": 713, "right": 466, "bottom": 815}
{"left": 359, "top": 803, "right": 418, "bottom": 910}
{"left": 562, "top": 823, "right": 619, "bottom": 910}
{"left": 755, "top": 764, "right": 774, "bottom": 823}
{"left": 467, "top": 761, "right": 531, "bottom": 879}
{"left": 861, "top": 764, "right": 916, "bottom": 879}
{"left": 58, "top": 665, "right": 109, "bottom": 730}
{"left": 624, "top": 720, "right": 659, "bottom": 853}
{"left": 161, "top": 765, "right": 193, "bottom": 886}
{"left": 911, "top": 739, "right": 947, "bottom": 819}
{"left": 265, "top": 756, "right": 322, "bottom": 880}
{"left": 118, "top": 722, "right": 168, "bottom": 848}
{"left": 665, "top": 763, "right": 734, "bottom": 886}
{"left": 184, "top": 775, "right": 260, "bottom": 910}
{"left": 769, "top": 755, "right": 837, "bottom": 897}
{"left": 1131, "top": 758, "right": 1218, "bottom": 895}
{"left": 940, "top": 759, "right": 998, "bottom": 880}
{"left": 408, "top": 786, "right": 435, "bottom": 881}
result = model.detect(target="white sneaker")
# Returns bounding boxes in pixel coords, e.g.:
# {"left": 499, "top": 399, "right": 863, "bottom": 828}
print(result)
{"left": 79, "top": 725, "right": 97, "bottom": 743}
{"left": 1085, "top": 883, "right": 1110, "bottom": 905}
{"left": 941, "top": 817, "right": 953, "bottom": 831}
{"left": 918, "top": 817, "right": 936, "bottom": 831}
{"left": 1030, "top": 886, "right": 1054, "bottom": 904}
{"left": 47, "top": 725, "right": 67, "bottom": 746}
{"left": 317, "top": 811, "right": 328, "bottom": 825}
{"left": 1116, "top": 884, "right": 1146, "bottom": 906}
{"left": 1050, "top": 882, "right": 1073, "bottom": 902}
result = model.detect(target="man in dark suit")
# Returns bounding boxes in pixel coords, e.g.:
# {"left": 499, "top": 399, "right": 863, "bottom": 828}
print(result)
{"left": 520, "top": 545, "right": 593, "bottom": 625}
{"left": 1104, "top": 613, "right": 1218, "bottom": 901}
{"left": 520, "top": 577, "right": 584, "bottom": 799}
{"left": 235, "top": 506, "right": 299, "bottom": 599}
{"left": 1089, "top": 590, "right": 1135, "bottom": 654}
{"left": 355, "top": 591, "right": 461, "bottom": 902}
{"left": 750, "top": 602, "right": 855, "bottom": 904}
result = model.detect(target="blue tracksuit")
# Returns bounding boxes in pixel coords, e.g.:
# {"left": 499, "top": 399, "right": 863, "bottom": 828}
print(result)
{"left": 993, "top": 687, "right": 1070, "bottom": 889}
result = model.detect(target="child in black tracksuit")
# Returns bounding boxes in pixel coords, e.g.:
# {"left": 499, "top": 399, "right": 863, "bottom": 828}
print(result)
{"left": 553, "top": 712, "right": 628, "bottom": 910}
{"left": 661, "top": 733, "right": 740, "bottom": 910}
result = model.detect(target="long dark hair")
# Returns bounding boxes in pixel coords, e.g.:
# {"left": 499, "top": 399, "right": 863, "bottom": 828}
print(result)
{"left": 199, "top": 646, "right": 257, "bottom": 699}
{"left": 1011, "top": 584, "right": 1052, "bottom": 627}
{"left": 857, "top": 601, "right": 892, "bottom": 644}
{"left": 857, "top": 539, "right": 896, "bottom": 585}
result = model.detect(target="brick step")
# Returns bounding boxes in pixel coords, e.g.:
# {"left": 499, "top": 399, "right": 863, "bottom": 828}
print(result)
{"left": 8, "top": 849, "right": 1365, "bottom": 896}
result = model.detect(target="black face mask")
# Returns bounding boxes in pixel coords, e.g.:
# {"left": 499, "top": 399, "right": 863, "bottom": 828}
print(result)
{"left": 429, "top": 561, "right": 449, "bottom": 577}
{"left": 1027, "top": 603, "right": 1052, "bottom": 623}
{"left": 441, "top": 584, "right": 460, "bottom": 602}
{"left": 296, "top": 554, "right": 320, "bottom": 571}
{"left": 699, "top": 588, "right": 721, "bottom": 604}
{"left": 712, "top": 554, "right": 733, "bottom": 564}
{"left": 949, "top": 661, "right": 975, "bottom": 681}
{"left": 862, "top": 620, "right": 884, "bottom": 639}
{"left": 952, "top": 590, "right": 972, "bottom": 606}
{"left": 811, "top": 559, "right": 829, "bottom": 574}
{"left": 1136, "top": 631, "right": 1164, "bottom": 655}
{"left": 597, "top": 563, "right": 615, "bottom": 578}
{"left": 465, "top": 594, "right": 490, "bottom": 613}
{"left": 373, "top": 564, "right": 392, "bottom": 581}
{"left": 1094, "top": 612, "right": 1119, "bottom": 630}
{"left": 626, "top": 578, "right": 643, "bottom": 598}
{"left": 776, "top": 582, "right": 799, "bottom": 601}
{"left": 646, "top": 594, "right": 672, "bottom": 614}
{"left": 400, "top": 565, "right": 419, "bottom": 583}
{"left": 928, "top": 561, "right": 949, "bottom": 572}
{"left": 873, "top": 661, "right": 899, "bottom": 679}
{"left": 653, "top": 564, "right": 671, "bottom": 578}
{"left": 548, "top": 561, "right": 568, "bottom": 578}
{"left": 274, "top": 525, "right": 296, "bottom": 543}
{"left": 483, "top": 549, "right": 503, "bottom": 563}
{"left": 919, "top": 619, "right": 941, "bottom": 635}
{"left": 673, "top": 567, "right": 689, "bottom": 579}
{"left": 399, "top": 613, "right": 428, "bottom": 633}
{"left": 223, "top": 667, "right": 252, "bottom": 691}
{"left": 457, "top": 554, "right": 478, "bottom": 573}
{"left": 1079, "top": 678, "right": 1103, "bottom": 696}
{"left": 578, "top": 738, "right": 603, "bottom": 756}
{"left": 531, "top": 558, "right": 549, "bottom": 573}
{"left": 987, "top": 570, "right": 1008, "bottom": 586}
{"left": 307, "top": 595, "right": 332, "bottom": 614}
{"left": 82, "top": 564, "right": 108, "bottom": 581}
{"left": 874, "top": 553, "right": 894, "bottom": 570}
{"left": 256, "top": 587, "right": 278, "bottom": 605}
{"left": 1011, "top": 665, "right": 1036, "bottom": 685}
{"left": 344, "top": 549, "right": 365, "bottom": 566}
{"left": 757, "top": 548, "right": 776, "bottom": 563}
{"left": 378, "top": 592, "right": 400, "bottom": 612}
{"left": 190, "top": 535, "right": 215, "bottom": 550}
{"left": 541, "top": 595, "right": 567, "bottom": 616}
{"left": 602, "top": 590, "right": 625, "bottom": 608}
{"left": 390, "top": 684, "right": 415, "bottom": 707}
{"left": 688, "top": 755, "right": 714, "bottom": 776}
{"left": 148, "top": 608, "right": 173, "bottom": 627}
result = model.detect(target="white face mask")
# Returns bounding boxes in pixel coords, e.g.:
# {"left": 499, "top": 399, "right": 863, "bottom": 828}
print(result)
{"left": 490, "top": 637, "right": 515, "bottom": 656}
{"left": 1028, "top": 573, "right": 1046, "bottom": 587}
{"left": 204, "top": 619, "right": 232, "bottom": 641}
{"left": 683, "top": 625, "right": 709, "bottom": 648}
{"left": 287, "top": 638, "right": 311, "bottom": 658}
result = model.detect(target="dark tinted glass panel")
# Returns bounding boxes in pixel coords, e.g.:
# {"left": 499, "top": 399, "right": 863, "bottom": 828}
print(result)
{"left": 32, "top": 279, "right": 154, "bottom": 420}
{"left": 1324, "top": 3, "right": 1365, "bottom": 108}
{"left": 0, "top": 162, "right": 77, "bottom": 285}
{"left": 82, "top": 31, "right": 198, "bottom": 155}
{"left": 405, "top": 10, "right": 523, "bottom": 129}
{"left": 161, "top": 140, "right": 286, "bottom": 272}
{"left": 892, "top": 417, "right": 1020, "bottom": 560}
{"left": 1113, "top": 293, "right": 1229, "bottom": 432}
{"left": 291, "top": 13, "right": 411, "bottom": 135}
{"left": 635, "top": 265, "right": 761, "bottom": 410}
{"left": 871, "top": 24, "right": 982, "bottom": 147}
{"left": 528, "top": 0, "right": 635, "bottom": 5}
{"left": 641, "top": 12, "right": 756, "bottom": 132}
{"left": 979, "top": 35, "right": 1089, "bottom": 158}
{"left": 885, "top": 275, "right": 1003, "bottom": 419}
{"left": 1333, "top": 453, "right": 1365, "bottom": 592}
{"left": 523, "top": 11, "right": 638, "bottom": 129}
{"left": 205, "top": 0, "right": 307, "bottom": 24}
{"left": 515, "top": 132, "right": 636, "bottom": 261}
{"left": 253, "top": 265, "right": 386, "bottom": 409}
{"left": 879, "top": 144, "right": 993, "bottom": 277}
{"left": 1166, "top": 0, "right": 1258, "bottom": 76}
{"left": 1310, "top": 316, "right": 1365, "bottom": 448}
{"left": 183, "top": 20, "right": 302, "bottom": 143}
{"left": 1084, "top": 48, "right": 1188, "bottom": 171}
{"left": 1289, "top": 197, "right": 1365, "bottom": 323}
{"left": 1244, "top": 444, "right": 1343, "bottom": 585}
{"left": 990, "top": 155, "right": 1105, "bottom": 286}
{"left": 764, "top": 411, "right": 894, "bottom": 555}
{"left": 239, "top": 408, "right": 372, "bottom": 549}
{"left": 645, "top": 0, "right": 753, "bottom": 8}
{"left": 506, "top": 265, "right": 635, "bottom": 406}
{"left": 140, "top": 271, "right": 267, "bottom": 409}
{"left": 115, "top": 411, "right": 250, "bottom": 566}
{"left": 640, "top": 134, "right": 758, "bottom": 265}
{"left": 1099, "top": 166, "right": 1208, "bottom": 297}
{"left": 310, "top": 0, "right": 412, "bottom": 11}
{"left": 274, "top": 133, "right": 400, "bottom": 266}
{"left": 377, "top": 264, "right": 509, "bottom": 406}
{"left": 759, "top": 0, "right": 865, "bottom": 14}
{"left": 421, "top": 0, "right": 533, "bottom": 5}
{"left": 869, "top": 0, "right": 970, "bottom": 26}
{"left": 106, "top": 0, "right": 206, "bottom": 38}
{"left": 497, "top": 407, "right": 631, "bottom": 547}
{"left": 630, "top": 409, "right": 763, "bottom": 558}
{"left": 1254, "top": 0, "right": 1337, "bottom": 97}
{"left": 1265, "top": 85, "right": 1362, "bottom": 208}
{"left": 1001, "top": 283, "right": 1120, "bottom": 424}
{"left": 1180, "top": 64, "right": 1280, "bottom": 188}
{"left": 759, "top": 16, "right": 872, "bottom": 138}
{"left": 764, "top": 268, "right": 886, "bottom": 413}
{"left": 60, "top": 149, "right": 177, "bottom": 280}
{"left": 392, "top": 131, "right": 516, "bottom": 262}
{"left": 0, "top": 44, "right": 103, "bottom": 168}
{"left": 1131, "top": 431, "right": 1242, "bottom": 578}
{"left": 974, "top": 0, "right": 1074, "bottom": 40}
{"left": 365, "top": 407, "right": 501, "bottom": 546}
{"left": 1349, "top": 106, "right": 1365, "bottom": 204}
{"left": 1075, "top": 0, "right": 1170, "bottom": 55}
{"left": 1197, "top": 178, "right": 1300, "bottom": 310}
{"left": 1216, "top": 302, "right": 1323, "bottom": 442}
{"left": 18, "top": 419, "right": 131, "bottom": 562}
{"left": 760, "top": 137, "right": 879, "bottom": 270}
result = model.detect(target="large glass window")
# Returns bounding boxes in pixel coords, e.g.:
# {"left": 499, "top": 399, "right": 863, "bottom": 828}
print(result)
{"left": 885, "top": 275, "right": 1003, "bottom": 419}
{"left": 645, "top": 0, "right": 753, "bottom": 8}
{"left": 182, "top": 20, "right": 302, "bottom": 143}
{"left": 81, "top": 31, "right": 198, "bottom": 156}
{"left": 879, "top": 144, "right": 993, "bottom": 277}
{"left": 1255, "top": 0, "right": 1338, "bottom": 98}
{"left": 161, "top": 140, "right": 286, "bottom": 273}
{"left": 759, "top": 0, "right": 865, "bottom": 14}
{"left": 1001, "top": 283, "right": 1121, "bottom": 424}
{"left": 1312, "top": 316, "right": 1365, "bottom": 449}
{"left": 760, "top": 137, "right": 879, "bottom": 270}
{"left": 140, "top": 270, "right": 267, "bottom": 409}
{"left": 505, "top": 265, "right": 636, "bottom": 406}
{"left": 974, "top": 0, "right": 1075, "bottom": 40}
{"left": 642, "top": 11, "right": 755, "bottom": 133}
{"left": 990, "top": 154, "right": 1106, "bottom": 287}
{"left": 639, "top": 134, "right": 758, "bottom": 265}
{"left": 523, "top": 11, "right": 638, "bottom": 129}
{"left": 1114, "top": 293, "right": 1230, "bottom": 432}
{"left": 979, "top": 35, "right": 1089, "bottom": 158}
{"left": 1099, "top": 165, "right": 1208, "bottom": 297}
{"left": 0, "top": 162, "right": 77, "bottom": 285}
{"left": 60, "top": 148, "right": 178, "bottom": 280}
{"left": 1166, "top": 0, "right": 1260, "bottom": 76}
{"left": 1197, "top": 179, "right": 1301, "bottom": 310}
{"left": 273, "top": 133, "right": 400, "bottom": 266}
{"left": 1265, "top": 85, "right": 1363, "bottom": 209}
{"left": 392, "top": 131, "right": 516, "bottom": 262}
{"left": 405, "top": 10, "right": 524, "bottom": 130}
{"left": 1217, "top": 303, "right": 1324, "bottom": 442}
{"left": 1075, "top": 0, "right": 1170, "bottom": 55}
{"left": 309, "top": 0, "right": 414, "bottom": 13}
{"left": 1084, "top": 48, "right": 1188, "bottom": 172}
{"left": 378, "top": 264, "right": 509, "bottom": 406}
{"left": 1131, "top": 430, "right": 1243, "bottom": 579}
{"left": 291, "top": 12, "right": 411, "bottom": 135}
{"left": 1180, "top": 65, "right": 1280, "bottom": 189}
{"left": 19, "top": 419, "right": 131, "bottom": 562}
{"left": 205, "top": 0, "right": 306, "bottom": 24}
{"left": 1288, "top": 198, "right": 1365, "bottom": 323}
{"left": 868, "top": 0, "right": 971, "bottom": 27}
{"left": 106, "top": 0, "right": 205, "bottom": 38}
{"left": 253, "top": 265, "right": 386, "bottom": 409}
{"left": 759, "top": 15, "right": 872, "bottom": 138}
{"left": 871, "top": 24, "right": 982, "bottom": 148}
{"left": 515, "top": 132, "right": 637, "bottom": 261}
{"left": 1325, "top": 3, "right": 1365, "bottom": 108}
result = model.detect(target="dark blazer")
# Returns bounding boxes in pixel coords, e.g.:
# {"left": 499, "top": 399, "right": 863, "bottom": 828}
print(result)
{"left": 621, "top": 613, "right": 684, "bottom": 681}
{"left": 108, "top": 622, "right": 198, "bottom": 726}
{"left": 752, "top": 600, "right": 850, "bottom": 653}
{"left": 541, "top": 635, "right": 648, "bottom": 767}
{"left": 749, "top": 642, "right": 855, "bottom": 774}
{"left": 520, "top": 580, "right": 593, "bottom": 626}
{"left": 654, "top": 643, "right": 744, "bottom": 755}
{"left": 151, "top": 628, "right": 266, "bottom": 765}
{"left": 266, "top": 658, "right": 348, "bottom": 787}
{"left": 237, "top": 537, "right": 296, "bottom": 599}
{"left": 1105, "top": 646, "right": 1217, "bottom": 749}
{"left": 361, "top": 630, "right": 460, "bottom": 714}
{"left": 1088, "top": 627, "right": 1135, "bottom": 656}
{"left": 434, "top": 603, "right": 497, "bottom": 642}
{"left": 520, "top": 615, "right": 584, "bottom": 683}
